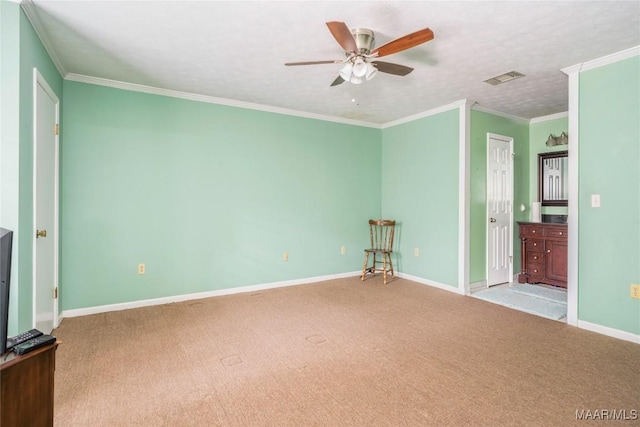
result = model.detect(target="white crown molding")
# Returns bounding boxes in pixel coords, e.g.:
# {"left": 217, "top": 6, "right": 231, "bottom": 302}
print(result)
{"left": 65, "top": 73, "right": 382, "bottom": 129}
{"left": 563, "top": 45, "right": 640, "bottom": 75}
{"left": 61, "top": 271, "right": 362, "bottom": 318}
{"left": 20, "top": 0, "right": 67, "bottom": 77}
{"left": 561, "top": 63, "right": 582, "bottom": 76}
{"left": 530, "top": 111, "right": 569, "bottom": 124}
{"left": 381, "top": 99, "right": 468, "bottom": 128}
{"left": 579, "top": 45, "right": 640, "bottom": 72}
{"left": 67, "top": 73, "right": 477, "bottom": 130}
{"left": 470, "top": 104, "right": 530, "bottom": 125}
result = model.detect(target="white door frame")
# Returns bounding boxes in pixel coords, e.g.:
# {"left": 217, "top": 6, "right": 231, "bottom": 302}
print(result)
{"left": 486, "top": 133, "right": 514, "bottom": 287}
{"left": 32, "top": 68, "right": 60, "bottom": 330}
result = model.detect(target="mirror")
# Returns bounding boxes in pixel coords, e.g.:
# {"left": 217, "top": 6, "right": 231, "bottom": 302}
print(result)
{"left": 539, "top": 150, "right": 568, "bottom": 206}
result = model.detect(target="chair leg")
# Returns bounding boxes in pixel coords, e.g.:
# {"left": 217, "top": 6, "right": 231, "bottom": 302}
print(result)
{"left": 383, "top": 254, "right": 387, "bottom": 285}
{"left": 361, "top": 252, "right": 370, "bottom": 281}
{"left": 388, "top": 253, "right": 395, "bottom": 278}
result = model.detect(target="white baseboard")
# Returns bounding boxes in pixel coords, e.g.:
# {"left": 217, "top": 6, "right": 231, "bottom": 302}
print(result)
{"left": 62, "top": 271, "right": 362, "bottom": 318}
{"left": 577, "top": 320, "right": 640, "bottom": 345}
{"left": 60, "top": 270, "right": 639, "bottom": 346}
{"left": 469, "top": 280, "right": 487, "bottom": 294}
{"left": 396, "top": 273, "right": 465, "bottom": 295}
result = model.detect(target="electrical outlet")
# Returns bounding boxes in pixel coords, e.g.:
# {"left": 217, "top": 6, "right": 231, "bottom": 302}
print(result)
{"left": 414, "top": 248, "right": 419, "bottom": 257}
{"left": 138, "top": 263, "right": 145, "bottom": 275}
{"left": 340, "top": 246, "right": 346, "bottom": 255}
{"left": 631, "top": 284, "right": 640, "bottom": 299}
{"left": 283, "top": 252, "right": 288, "bottom": 262}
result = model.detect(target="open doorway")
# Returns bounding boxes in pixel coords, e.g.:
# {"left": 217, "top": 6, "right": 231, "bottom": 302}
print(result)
{"left": 473, "top": 130, "right": 568, "bottom": 322}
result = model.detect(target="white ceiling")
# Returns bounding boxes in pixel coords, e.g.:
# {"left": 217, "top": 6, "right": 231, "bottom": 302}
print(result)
{"left": 23, "top": 1, "right": 640, "bottom": 125}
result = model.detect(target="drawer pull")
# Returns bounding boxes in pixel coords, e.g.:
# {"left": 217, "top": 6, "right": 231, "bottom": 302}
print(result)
{"left": 533, "top": 243, "right": 537, "bottom": 247}
{"left": 532, "top": 230, "right": 536, "bottom": 233}
{"left": 547, "top": 250, "right": 551, "bottom": 253}
{"left": 533, "top": 269, "right": 538, "bottom": 273}
{"left": 559, "top": 232, "right": 563, "bottom": 235}
{"left": 533, "top": 256, "right": 538, "bottom": 260}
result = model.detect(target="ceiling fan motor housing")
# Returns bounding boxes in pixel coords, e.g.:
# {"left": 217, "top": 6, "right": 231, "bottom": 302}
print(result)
{"left": 351, "top": 28, "right": 375, "bottom": 55}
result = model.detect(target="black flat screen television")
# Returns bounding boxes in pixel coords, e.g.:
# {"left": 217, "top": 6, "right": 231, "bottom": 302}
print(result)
{"left": 0, "top": 227, "right": 14, "bottom": 355}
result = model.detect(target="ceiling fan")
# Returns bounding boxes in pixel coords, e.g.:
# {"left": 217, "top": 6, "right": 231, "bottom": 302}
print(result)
{"left": 285, "top": 21, "right": 434, "bottom": 86}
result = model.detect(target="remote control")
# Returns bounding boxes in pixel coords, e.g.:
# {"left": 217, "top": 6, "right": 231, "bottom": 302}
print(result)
{"left": 12, "top": 334, "right": 56, "bottom": 356}
{"left": 6, "top": 328, "right": 43, "bottom": 350}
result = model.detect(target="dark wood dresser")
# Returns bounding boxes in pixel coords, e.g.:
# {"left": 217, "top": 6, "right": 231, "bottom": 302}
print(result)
{"left": 518, "top": 222, "right": 567, "bottom": 288}
{"left": 1, "top": 342, "right": 58, "bottom": 426}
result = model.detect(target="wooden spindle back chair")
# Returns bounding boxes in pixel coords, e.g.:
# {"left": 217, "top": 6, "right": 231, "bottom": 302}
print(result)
{"left": 361, "top": 219, "right": 396, "bottom": 284}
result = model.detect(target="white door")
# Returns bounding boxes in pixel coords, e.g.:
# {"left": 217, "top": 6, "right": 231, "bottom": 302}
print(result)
{"left": 33, "top": 69, "right": 59, "bottom": 333}
{"left": 486, "top": 134, "right": 514, "bottom": 287}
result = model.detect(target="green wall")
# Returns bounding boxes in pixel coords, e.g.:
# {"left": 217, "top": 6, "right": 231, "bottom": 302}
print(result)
{"left": 469, "top": 110, "right": 529, "bottom": 284}
{"left": 529, "top": 116, "right": 569, "bottom": 216}
{"left": 1, "top": 1, "right": 22, "bottom": 335}
{"left": 381, "top": 109, "right": 460, "bottom": 287}
{"left": 0, "top": 3, "right": 62, "bottom": 334}
{"left": 60, "top": 81, "right": 381, "bottom": 310}
{"left": 6, "top": 5, "right": 639, "bottom": 339}
{"left": 578, "top": 55, "right": 640, "bottom": 335}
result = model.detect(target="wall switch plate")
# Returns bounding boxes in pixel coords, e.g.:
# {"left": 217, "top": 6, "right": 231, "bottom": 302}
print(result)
{"left": 138, "top": 263, "right": 145, "bottom": 275}
{"left": 591, "top": 194, "right": 601, "bottom": 208}
{"left": 414, "top": 248, "right": 419, "bottom": 257}
{"left": 282, "top": 252, "right": 288, "bottom": 262}
{"left": 631, "top": 284, "right": 640, "bottom": 299}
{"left": 340, "top": 246, "right": 346, "bottom": 255}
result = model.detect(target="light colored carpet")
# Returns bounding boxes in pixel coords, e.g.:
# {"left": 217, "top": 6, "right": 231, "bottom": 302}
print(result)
{"left": 472, "top": 284, "right": 567, "bottom": 320}
{"left": 53, "top": 276, "right": 639, "bottom": 426}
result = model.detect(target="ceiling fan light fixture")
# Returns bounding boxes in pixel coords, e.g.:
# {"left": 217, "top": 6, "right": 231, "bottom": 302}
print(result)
{"left": 339, "top": 63, "right": 353, "bottom": 81}
{"left": 286, "top": 22, "right": 435, "bottom": 88}
{"left": 352, "top": 57, "right": 367, "bottom": 78}
{"left": 350, "top": 74, "right": 364, "bottom": 85}
{"left": 365, "top": 62, "right": 378, "bottom": 80}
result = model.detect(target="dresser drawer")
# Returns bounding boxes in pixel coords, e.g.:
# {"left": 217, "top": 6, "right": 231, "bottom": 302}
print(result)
{"left": 527, "top": 252, "right": 544, "bottom": 265}
{"left": 521, "top": 224, "right": 544, "bottom": 237}
{"left": 545, "top": 227, "right": 567, "bottom": 238}
{"left": 525, "top": 239, "right": 544, "bottom": 252}
{"left": 528, "top": 264, "right": 545, "bottom": 279}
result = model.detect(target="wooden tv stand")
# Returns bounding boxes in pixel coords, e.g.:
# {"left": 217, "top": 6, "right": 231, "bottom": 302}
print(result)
{"left": 1, "top": 342, "right": 58, "bottom": 426}
{"left": 518, "top": 222, "right": 567, "bottom": 288}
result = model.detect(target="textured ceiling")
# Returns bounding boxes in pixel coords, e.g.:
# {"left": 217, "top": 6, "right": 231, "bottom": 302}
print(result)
{"left": 23, "top": 1, "right": 640, "bottom": 125}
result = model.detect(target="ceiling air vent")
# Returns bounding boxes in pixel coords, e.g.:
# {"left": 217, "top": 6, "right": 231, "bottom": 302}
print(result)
{"left": 484, "top": 71, "right": 525, "bottom": 85}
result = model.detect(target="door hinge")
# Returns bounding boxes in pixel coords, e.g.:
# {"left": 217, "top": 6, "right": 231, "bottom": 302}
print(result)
{"left": 54, "top": 287, "right": 58, "bottom": 299}
{"left": 54, "top": 124, "right": 59, "bottom": 135}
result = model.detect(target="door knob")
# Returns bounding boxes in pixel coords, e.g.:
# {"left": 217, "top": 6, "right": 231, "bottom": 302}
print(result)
{"left": 36, "top": 229, "right": 47, "bottom": 238}
{"left": 490, "top": 218, "right": 497, "bottom": 223}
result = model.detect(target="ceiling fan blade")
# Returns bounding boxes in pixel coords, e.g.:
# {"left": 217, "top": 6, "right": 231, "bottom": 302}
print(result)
{"left": 326, "top": 21, "right": 358, "bottom": 53}
{"left": 371, "top": 61, "right": 414, "bottom": 76}
{"left": 285, "top": 60, "right": 344, "bottom": 66}
{"left": 370, "top": 28, "right": 434, "bottom": 58}
{"left": 330, "top": 76, "right": 345, "bottom": 87}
